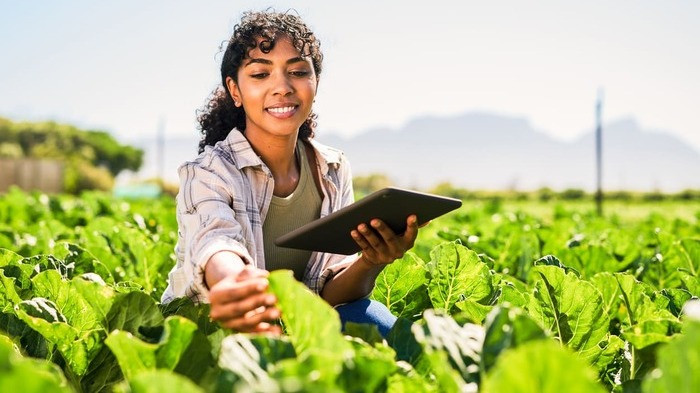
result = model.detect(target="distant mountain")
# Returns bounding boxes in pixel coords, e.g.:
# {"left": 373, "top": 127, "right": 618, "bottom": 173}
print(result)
{"left": 320, "top": 114, "right": 699, "bottom": 191}
{"left": 124, "top": 113, "right": 700, "bottom": 191}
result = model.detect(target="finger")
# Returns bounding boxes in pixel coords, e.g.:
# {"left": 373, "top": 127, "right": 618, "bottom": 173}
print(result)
{"left": 236, "top": 266, "right": 269, "bottom": 282}
{"left": 402, "top": 215, "right": 419, "bottom": 247}
{"left": 209, "top": 292, "right": 277, "bottom": 321}
{"left": 221, "top": 306, "right": 281, "bottom": 331}
{"left": 251, "top": 322, "right": 277, "bottom": 333}
{"left": 351, "top": 229, "right": 372, "bottom": 250}
{"left": 209, "top": 277, "right": 269, "bottom": 304}
{"left": 369, "top": 219, "right": 398, "bottom": 244}
{"left": 357, "top": 223, "right": 384, "bottom": 249}
{"left": 252, "top": 323, "right": 283, "bottom": 336}
{"left": 370, "top": 219, "right": 405, "bottom": 258}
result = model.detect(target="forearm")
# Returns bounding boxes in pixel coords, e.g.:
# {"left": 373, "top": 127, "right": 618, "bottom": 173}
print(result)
{"left": 204, "top": 251, "right": 247, "bottom": 289}
{"left": 320, "top": 255, "right": 385, "bottom": 306}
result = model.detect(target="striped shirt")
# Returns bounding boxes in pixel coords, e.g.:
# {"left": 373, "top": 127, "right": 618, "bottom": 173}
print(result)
{"left": 161, "top": 130, "right": 356, "bottom": 304}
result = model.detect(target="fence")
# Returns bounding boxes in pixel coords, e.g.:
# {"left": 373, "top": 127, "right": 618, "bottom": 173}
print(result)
{"left": 0, "top": 159, "right": 65, "bottom": 193}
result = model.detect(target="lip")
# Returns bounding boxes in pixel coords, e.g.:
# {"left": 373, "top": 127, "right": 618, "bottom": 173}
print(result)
{"left": 265, "top": 103, "right": 299, "bottom": 119}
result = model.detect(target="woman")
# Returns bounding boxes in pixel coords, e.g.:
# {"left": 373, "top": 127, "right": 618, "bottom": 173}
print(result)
{"left": 162, "top": 11, "right": 420, "bottom": 337}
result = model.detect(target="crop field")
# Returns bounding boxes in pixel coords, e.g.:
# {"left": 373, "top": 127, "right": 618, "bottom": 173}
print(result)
{"left": 0, "top": 187, "right": 698, "bottom": 392}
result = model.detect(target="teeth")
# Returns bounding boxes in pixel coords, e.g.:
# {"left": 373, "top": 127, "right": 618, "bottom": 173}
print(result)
{"left": 268, "top": 106, "right": 295, "bottom": 114}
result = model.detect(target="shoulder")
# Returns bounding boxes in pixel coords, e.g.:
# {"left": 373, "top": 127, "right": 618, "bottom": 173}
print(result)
{"left": 178, "top": 131, "right": 256, "bottom": 185}
{"left": 307, "top": 138, "right": 350, "bottom": 169}
{"left": 176, "top": 139, "right": 245, "bottom": 212}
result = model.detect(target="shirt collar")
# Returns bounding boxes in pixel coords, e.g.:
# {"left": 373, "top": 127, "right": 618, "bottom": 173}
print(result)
{"left": 223, "top": 130, "right": 342, "bottom": 175}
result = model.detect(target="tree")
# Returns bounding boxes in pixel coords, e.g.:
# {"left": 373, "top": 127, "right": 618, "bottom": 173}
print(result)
{"left": 0, "top": 117, "right": 144, "bottom": 192}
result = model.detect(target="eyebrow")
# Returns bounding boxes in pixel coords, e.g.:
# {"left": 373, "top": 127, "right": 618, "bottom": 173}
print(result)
{"left": 244, "top": 57, "right": 307, "bottom": 67}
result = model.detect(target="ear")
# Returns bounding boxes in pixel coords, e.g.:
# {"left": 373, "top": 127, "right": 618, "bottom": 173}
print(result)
{"left": 225, "top": 76, "right": 242, "bottom": 107}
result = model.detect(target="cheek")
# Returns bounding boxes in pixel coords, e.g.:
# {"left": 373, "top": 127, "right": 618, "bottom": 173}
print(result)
{"left": 298, "top": 78, "right": 318, "bottom": 101}
{"left": 237, "top": 82, "right": 264, "bottom": 105}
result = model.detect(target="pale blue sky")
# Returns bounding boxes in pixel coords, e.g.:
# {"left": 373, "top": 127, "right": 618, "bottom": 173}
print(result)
{"left": 1, "top": 0, "right": 698, "bottom": 149}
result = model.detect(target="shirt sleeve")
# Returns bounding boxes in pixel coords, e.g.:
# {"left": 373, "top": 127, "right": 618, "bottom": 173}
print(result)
{"left": 175, "top": 161, "right": 252, "bottom": 302}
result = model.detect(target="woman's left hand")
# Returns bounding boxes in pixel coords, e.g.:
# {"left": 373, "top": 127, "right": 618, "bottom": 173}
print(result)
{"left": 350, "top": 214, "right": 420, "bottom": 266}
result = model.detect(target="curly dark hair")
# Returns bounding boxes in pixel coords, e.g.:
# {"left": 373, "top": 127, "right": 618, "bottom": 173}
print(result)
{"left": 197, "top": 10, "right": 323, "bottom": 154}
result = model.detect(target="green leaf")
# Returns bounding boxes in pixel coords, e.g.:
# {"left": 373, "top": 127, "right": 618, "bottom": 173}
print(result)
{"left": 53, "top": 242, "right": 114, "bottom": 284}
{"left": 426, "top": 242, "right": 493, "bottom": 313}
{"left": 0, "top": 335, "right": 72, "bottom": 392}
{"left": 643, "top": 320, "right": 700, "bottom": 393}
{"left": 412, "top": 310, "right": 483, "bottom": 384}
{"left": 589, "top": 272, "right": 622, "bottom": 318}
{"left": 481, "top": 305, "right": 547, "bottom": 372}
{"left": 593, "top": 334, "right": 625, "bottom": 373}
{"left": 0, "top": 312, "right": 50, "bottom": 359}
{"left": 13, "top": 270, "right": 105, "bottom": 376}
{"left": 160, "top": 296, "right": 218, "bottom": 335}
{"left": 0, "top": 250, "right": 28, "bottom": 312}
{"left": 482, "top": 339, "right": 607, "bottom": 393}
{"left": 371, "top": 252, "right": 431, "bottom": 320}
{"left": 679, "top": 270, "right": 700, "bottom": 296}
{"left": 527, "top": 266, "right": 609, "bottom": 362}
{"left": 105, "top": 291, "right": 164, "bottom": 334}
{"left": 344, "top": 322, "right": 385, "bottom": 346}
{"left": 496, "top": 280, "right": 530, "bottom": 308}
{"left": 267, "top": 270, "right": 351, "bottom": 356}
{"left": 660, "top": 288, "right": 692, "bottom": 317}
{"left": 387, "top": 317, "right": 423, "bottom": 365}
{"left": 270, "top": 350, "right": 343, "bottom": 392}
{"left": 105, "top": 316, "right": 198, "bottom": 380}
{"left": 247, "top": 335, "right": 296, "bottom": 371}
{"left": 533, "top": 254, "right": 580, "bottom": 276}
{"left": 668, "top": 238, "right": 700, "bottom": 277}
{"left": 386, "top": 315, "right": 470, "bottom": 391}
{"left": 14, "top": 299, "right": 90, "bottom": 375}
{"left": 454, "top": 299, "right": 492, "bottom": 324}
{"left": 622, "top": 319, "right": 679, "bottom": 349}
{"left": 615, "top": 274, "right": 675, "bottom": 325}
{"left": 386, "top": 372, "right": 434, "bottom": 393}
{"left": 339, "top": 337, "right": 398, "bottom": 392}
{"left": 71, "top": 275, "right": 115, "bottom": 326}
{"left": 117, "top": 369, "right": 204, "bottom": 393}
{"left": 79, "top": 345, "right": 124, "bottom": 393}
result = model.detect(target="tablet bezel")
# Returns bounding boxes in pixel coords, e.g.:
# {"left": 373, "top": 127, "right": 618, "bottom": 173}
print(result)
{"left": 274, "top": 187, "right": 462, "bottom": 255}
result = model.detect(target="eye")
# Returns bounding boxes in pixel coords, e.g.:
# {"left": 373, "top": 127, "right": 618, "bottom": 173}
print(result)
{"left": 250, "top": 72, "right": 269, "bottom": 79}
{"left": 290, "top": 70, "right": 310, "bottom": 77}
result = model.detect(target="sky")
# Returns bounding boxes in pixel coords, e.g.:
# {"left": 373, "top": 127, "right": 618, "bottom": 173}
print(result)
{"left": 1, "top": 0, "right": 699, "bottom": 150}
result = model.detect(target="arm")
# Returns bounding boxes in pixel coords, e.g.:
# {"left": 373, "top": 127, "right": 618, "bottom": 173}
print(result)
{"left": 176, "top": 162, "right": 279, "bottom": 333}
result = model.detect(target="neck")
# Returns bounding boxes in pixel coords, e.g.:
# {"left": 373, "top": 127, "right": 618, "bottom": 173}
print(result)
{"left": 245, "top": 130, "right": 300, "bottom": 195}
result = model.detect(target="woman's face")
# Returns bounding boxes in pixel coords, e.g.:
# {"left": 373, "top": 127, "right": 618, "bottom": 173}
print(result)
{"left": 227, "top": 35, "right": 318, "bottom": 139}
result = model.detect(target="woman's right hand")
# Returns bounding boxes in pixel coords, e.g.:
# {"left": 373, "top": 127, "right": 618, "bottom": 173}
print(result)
{"left": 205, "top": 252, "right": 281, "bottom": 334}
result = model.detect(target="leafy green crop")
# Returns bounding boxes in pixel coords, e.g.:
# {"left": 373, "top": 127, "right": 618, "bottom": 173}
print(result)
{"left": 0, "top": 189, "right": 698, "bottom": 392}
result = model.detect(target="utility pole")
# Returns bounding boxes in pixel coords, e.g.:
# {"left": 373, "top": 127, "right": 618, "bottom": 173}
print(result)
{"left": 595, "top": 89, "right": 604, "bottom": 216}
{"left": 157, "top": 117, "right": 165, "bottom": 183}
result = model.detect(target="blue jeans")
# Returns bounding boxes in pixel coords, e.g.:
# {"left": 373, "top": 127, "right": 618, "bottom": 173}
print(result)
{"left": 335, "top": 299, "right": 397, "bottom": 337}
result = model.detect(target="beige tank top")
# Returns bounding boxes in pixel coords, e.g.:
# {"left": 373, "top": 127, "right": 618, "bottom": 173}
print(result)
{"left": 262, "top": 141, "right": 322, "bottom": 281}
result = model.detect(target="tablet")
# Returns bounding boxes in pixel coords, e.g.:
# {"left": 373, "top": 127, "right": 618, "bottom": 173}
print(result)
{"left": 274, "top": 187, "right": 462, "bottom": 255}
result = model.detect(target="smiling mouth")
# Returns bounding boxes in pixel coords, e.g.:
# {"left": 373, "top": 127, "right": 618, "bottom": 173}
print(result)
{"left": 267, "top": 106, "right": 297, "bottom": 114}
{"left": 265, "top": 105, "right": 299, "bottom": 119}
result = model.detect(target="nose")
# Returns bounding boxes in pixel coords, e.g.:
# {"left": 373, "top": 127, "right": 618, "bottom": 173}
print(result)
{"left": 271, "top": 72, "right": 294, "bottom": 96}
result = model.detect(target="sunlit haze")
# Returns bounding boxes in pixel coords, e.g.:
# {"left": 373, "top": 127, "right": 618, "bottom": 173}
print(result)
{"left": 1, "top": 0, "right": 698, "bottom": 150}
